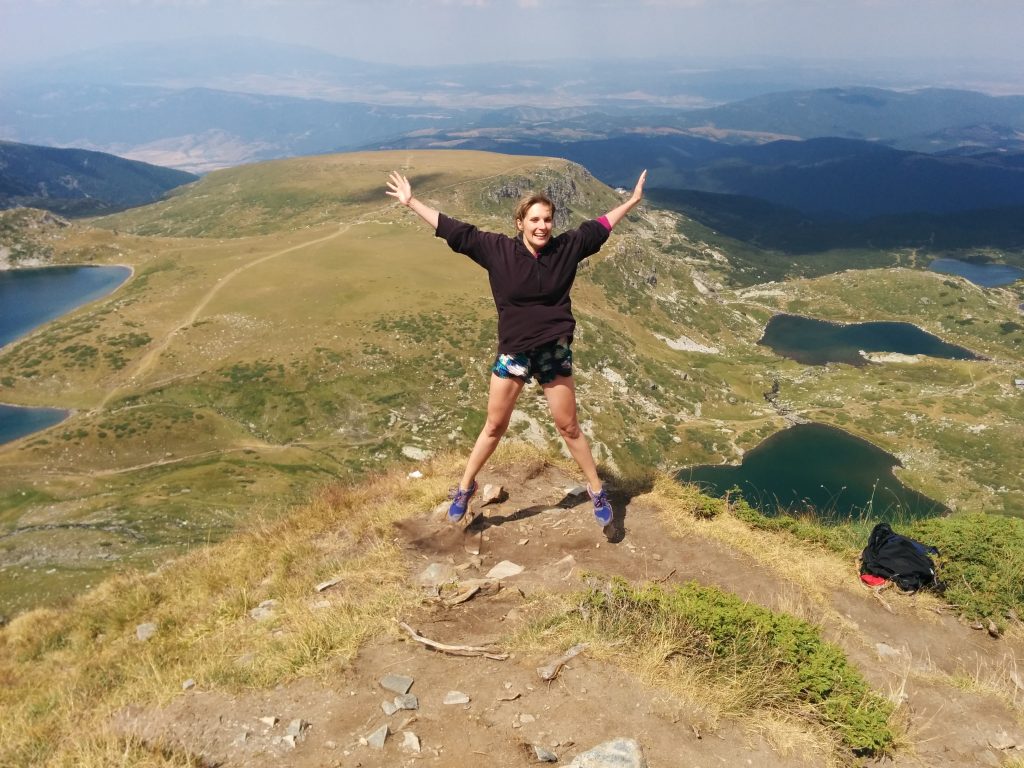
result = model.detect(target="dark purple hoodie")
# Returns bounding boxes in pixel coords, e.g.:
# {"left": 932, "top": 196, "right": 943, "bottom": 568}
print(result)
{"left": 435, "top": 213, "right": 610, "bottom": 354}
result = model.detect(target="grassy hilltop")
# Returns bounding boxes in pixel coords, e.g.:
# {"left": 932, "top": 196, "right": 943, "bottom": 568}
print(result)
{"left": 2, "top": 149, "right": 1024, "bottom": 767}
{"left": 0, "top": 148, "right": 1022, "bottom": 616}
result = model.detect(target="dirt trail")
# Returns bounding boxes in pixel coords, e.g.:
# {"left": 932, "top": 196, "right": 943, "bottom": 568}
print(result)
{"left": 115, "top": 463, "right": 1024, "bottom": 767}
{"left": 97, "top": 222, "right": 359, "bottom": 412}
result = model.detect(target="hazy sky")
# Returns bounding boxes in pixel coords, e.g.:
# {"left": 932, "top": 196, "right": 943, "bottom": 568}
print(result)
{"left": 2, "top": 0, "right": 1023, "bottom": 68}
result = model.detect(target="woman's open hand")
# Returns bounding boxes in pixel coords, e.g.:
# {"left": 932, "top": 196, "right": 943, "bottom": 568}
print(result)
{"left": 630, "top": 169, "right": 647, "bottom": 204}
{"left": 386, "top": 171, "right": 413, "bottom": 206}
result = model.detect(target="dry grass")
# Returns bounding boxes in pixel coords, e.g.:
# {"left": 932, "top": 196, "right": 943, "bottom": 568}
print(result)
{"left": 0, "top": 454, "right": 461, "bottom": 767}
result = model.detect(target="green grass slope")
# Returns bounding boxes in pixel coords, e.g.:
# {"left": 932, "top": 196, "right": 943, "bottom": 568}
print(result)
{"left": 0, "top": 149, "right": 1022, "bottom": 618}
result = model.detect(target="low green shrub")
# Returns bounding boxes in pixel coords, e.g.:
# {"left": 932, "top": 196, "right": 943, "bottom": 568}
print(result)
{"left": 571, "top": 578, "right": 896, "bottom": 756}
{"left": 908, "top": 513, "right": 1024, "bottom": 625}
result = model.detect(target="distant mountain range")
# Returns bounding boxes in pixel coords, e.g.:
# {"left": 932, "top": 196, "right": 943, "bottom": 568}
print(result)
{"left": 4, "top": 39, "right": 1024, "bottom": 253}
{"left": 374, "top": 133, "right": 1024, "bottom": 219}
{"left": 0, "top": 141, "right": 197, "bottom": 216}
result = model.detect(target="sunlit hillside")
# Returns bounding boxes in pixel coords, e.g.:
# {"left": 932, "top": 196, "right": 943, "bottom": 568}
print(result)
{"left": 1, "top": 149, "right": 1022, "bottom": 617}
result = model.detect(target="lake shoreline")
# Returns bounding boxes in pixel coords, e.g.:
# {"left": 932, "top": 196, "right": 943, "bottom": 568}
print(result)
{"left": 0, "top": 263, "right": 133, "bottom": 446}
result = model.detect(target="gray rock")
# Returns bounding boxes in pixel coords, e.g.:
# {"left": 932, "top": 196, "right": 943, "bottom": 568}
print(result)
{"left": 249, "top": 599, "right": 278, "bottom": 621}
{"left": 568, "top": 738, "right": 647, "bottom": 768}
{"left": 135, "top": 622, "right": 157, "bottom": 642}
{"left": 286, "top": 719, "right": 308, "bottom": 739}
{"left": 181, "top": 678, "right": 195, "bottom": 691}
{"left": 416, "top": 562, "right": 458, "bottom": 587}
{"left": 367, "top": 724, "right": 389, "bottom": 750}
{"left": 875, "top": 642, "right": 904, "bottom": 659}
{"left": 401, "top": 731, "right": 421, "bottom": 754}
{"left": 534, "top": 745, "right": 559, "bottom": 762}
{"left": 259, "top": 716, "right": 278, "bottom": 727}
{"left": 381, "top": 700, "right": 399, "bottom": 716}
{"left": 394, "top": 693, "right": 419, "bottom": 710}
{"left": 380, "top": 674, "right": 415, "bottom": 695}
{"left": 486, "top": 560, "right": 525, "bottom": 579}
{"left": 481, "top": 484, "right": 506, "bottom": 504}
{"left": 444, "top": 691, "right": 471, "bottom": 705}
{"left": 989, "top": 730, "right": 1017, "bottom": 750}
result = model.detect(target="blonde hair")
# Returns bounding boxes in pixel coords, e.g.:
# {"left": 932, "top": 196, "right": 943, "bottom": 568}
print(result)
{"left": 513, "top": 193, "right": 556, "bottom": 227}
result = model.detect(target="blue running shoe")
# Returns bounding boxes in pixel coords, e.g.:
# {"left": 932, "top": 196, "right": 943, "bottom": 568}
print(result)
{"left": 588, "top": 484, "right": 613, "bottom": 526}
{"left": 448, "top": 481, "right": 478, "bottom": 523}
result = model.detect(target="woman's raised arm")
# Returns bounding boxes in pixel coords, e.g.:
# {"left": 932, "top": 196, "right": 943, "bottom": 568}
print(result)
{"left": 602, "top": 169, "right": 647, "bottom": 229}
{"left": 386, "top": 171, "right": 440, "bottom": 230}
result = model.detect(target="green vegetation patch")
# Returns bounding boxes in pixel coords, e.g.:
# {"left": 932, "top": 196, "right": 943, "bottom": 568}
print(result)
{"left": 548, "top": 578, "right": 895, "bottom": 756}
{"left": 723, "top": 499, "right": 1024, "bottom": 626}
{"left": 907, "top": 513, "right": 1024, "bottom": 626}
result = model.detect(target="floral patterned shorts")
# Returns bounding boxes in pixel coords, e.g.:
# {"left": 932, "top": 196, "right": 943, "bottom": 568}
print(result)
{"left": 491, "top": 336, "right": 573, "bottom": 385}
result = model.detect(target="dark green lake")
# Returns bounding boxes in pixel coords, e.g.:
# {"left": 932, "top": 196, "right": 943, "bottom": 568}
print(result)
{"left": 680, "top": 422, "right": 947, "bottom": 521}
{"left": 759, "top": 313, "right": 981, "bottom": 366}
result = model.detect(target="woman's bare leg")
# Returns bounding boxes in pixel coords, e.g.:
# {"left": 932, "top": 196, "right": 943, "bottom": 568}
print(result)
{"left": 541, "top": 375, "right": 602, "bottom": 491}
{"left": 459, "top": 373, "right": 524, "bottom": 490}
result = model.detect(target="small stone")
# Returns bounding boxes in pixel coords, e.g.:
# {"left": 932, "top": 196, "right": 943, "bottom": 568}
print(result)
{"left": 875, "top": 642, "right": 903, "bottom": 659}
{"left": 366, "top": 724, "right": 389, "bottom": 750}
{"left": 380, "top": 674, "right": 415, "bottom": 695}
{"left": 444, "top": 691, "right": 471, "bottom": 705}
{"left": 382, "top": 700, "right": 399, "bottom": 716}
{"left": 232, "top": 729, "right": 250, "bottom": 747}
{"left": 394, "top": 693, "right": 419, "bottom": 710}
{"left": 324, "top": 740, "right": 337, "bottom": 750}
{"left": 408, "top": 470, "right": 424, "bottom": 479}
{"left": 181, "top": 678, "right": 195, "bottom": 691}
{"left": 989, "top": 730, "right": 1017, "bottom": 750}
{"left": 486, "top": 560, "right": 525, "bottom": 579}
{"left": 567, "top": 737, "right": 647, "bottom": 767}
{"left": 135, "top": 622, "right": 157, "bottom": 642}
{"left": 518, "top": 538, "right": 530, "bottom": 545}
{"left": 417, "top": 562, "right": 458, "bottom": 587}
{"left": 286, "top": 719, "right": 308, "bottom": 739}
{"left": 402, "top": 731, "right": 421, "bottom": 754}
{"left": 249, "top": 599, "right": 278, "bottom": 621}
{"left": 315, "top": 578, "right": 341, "bottom": 592}
{"left": 282, "top": 734, "right": 298, "bottom": 749}
{"left": 259, "top": 716, "right": 278, "bottom": 727}
{"left": 519, "top": 713, "right": 536, "bottom": 724}
{"left": 481, "top": 484, "right": 506, "bottom": 504}
{"left": 533, "top": 745, "right": 559, "bottom": 762}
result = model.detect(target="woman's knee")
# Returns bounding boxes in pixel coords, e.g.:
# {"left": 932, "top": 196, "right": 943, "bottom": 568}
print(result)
{"left": 483, "top": 417, "right": 511, "bottom": 439}
{"left": 555, "top": 418, "right": 582, "bottom": 441}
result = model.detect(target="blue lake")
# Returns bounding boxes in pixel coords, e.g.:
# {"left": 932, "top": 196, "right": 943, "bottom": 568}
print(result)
{"left": 759, "top": 313, "right": 981, "bottom": 366}
{"left": 929, "top": 258, "right": 1024, "bottom": 288}
{"left": 679, "top": 422, "right": 947, "bottom": 521}
{"left": 0, "top": 403, "right": 69, "bottom": 444}
{"left": 1, "top": 265, "right": 130, "bottom": 444}
{"left": 0, "top": 265, "right": 131, "bottom": 348}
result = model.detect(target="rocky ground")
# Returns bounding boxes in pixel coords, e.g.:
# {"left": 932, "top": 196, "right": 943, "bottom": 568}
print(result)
{"left": 114, "top": 462, "right": 1024, "bottom": 767}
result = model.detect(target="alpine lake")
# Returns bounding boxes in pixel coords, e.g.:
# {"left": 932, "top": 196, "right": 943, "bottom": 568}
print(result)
{"left": 0, "top": 265, "right": 131, "bottom": 444}
{"left": 679, "top": 311, "right": 987, "bottom": 520}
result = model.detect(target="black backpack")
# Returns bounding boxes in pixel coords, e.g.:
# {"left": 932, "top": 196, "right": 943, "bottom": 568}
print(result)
{"left": 859, "top": 522, "right": 941, "bottom": 593}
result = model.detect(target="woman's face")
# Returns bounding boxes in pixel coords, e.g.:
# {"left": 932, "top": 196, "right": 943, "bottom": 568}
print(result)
{"left": 516, "top": 202, "right": 554, "bottom": 254}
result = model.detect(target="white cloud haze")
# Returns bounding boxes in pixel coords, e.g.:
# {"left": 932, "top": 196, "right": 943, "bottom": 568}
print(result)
{"left": 1, "top": 0, "right": 1023, "bottom": 68}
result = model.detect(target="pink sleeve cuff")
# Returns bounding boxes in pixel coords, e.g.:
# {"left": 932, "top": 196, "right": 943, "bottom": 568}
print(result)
{"left": 597, "top": 215, "right": 612, "bottom": 231}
